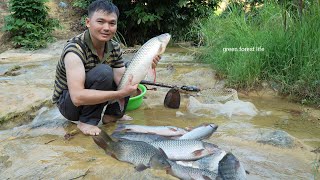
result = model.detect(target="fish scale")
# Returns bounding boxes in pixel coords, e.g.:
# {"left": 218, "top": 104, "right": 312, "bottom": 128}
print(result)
{"left": 218, "top": 153, "right": 247, "bottom": 180}
{"left": 167, "top": 160, "right": 218, "bottom": 180}
{"left": 176, "top": 148, "right": 227, "bottom": 173}
{"left": 149, "top": 140, "right": 218, "bottom": 161}
{"left": 109, "top": 140, "right": 170, "bottom": 169}
{"left": 111, "top": 132, "right": 169, "bottom": 142}
{"left": 115, "top": 124, "right": 188, "bottom": 136}
{"left": 111, "top": 140, "right": 159, "bottom": 166}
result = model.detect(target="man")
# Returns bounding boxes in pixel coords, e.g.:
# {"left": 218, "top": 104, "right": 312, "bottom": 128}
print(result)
{"left": 52, "top": 0, "right": 160, "bottom": 135}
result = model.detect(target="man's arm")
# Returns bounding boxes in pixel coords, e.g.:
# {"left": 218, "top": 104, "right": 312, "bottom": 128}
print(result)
{"left": 113, "top": 66, "right": 125, "bottom": 86}
{"left": 65, "top": 52, "right": 137, "bottom": 106}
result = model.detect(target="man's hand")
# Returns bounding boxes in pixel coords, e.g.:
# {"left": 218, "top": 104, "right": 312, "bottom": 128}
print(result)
{"left": 152, "top": 55, "right": 161, "bottom": 69}
{"left": 120, "top": 75, "right": 138, "bottom": 97}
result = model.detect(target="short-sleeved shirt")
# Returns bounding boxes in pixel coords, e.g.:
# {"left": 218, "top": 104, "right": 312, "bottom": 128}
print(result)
{"left": 52, "top": 30, "right": 124, "bottom": 103}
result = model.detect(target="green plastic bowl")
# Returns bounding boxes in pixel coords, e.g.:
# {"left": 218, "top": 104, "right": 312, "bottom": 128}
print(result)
{"left": 126, "top": 84, "right": 147, "bottom": 111}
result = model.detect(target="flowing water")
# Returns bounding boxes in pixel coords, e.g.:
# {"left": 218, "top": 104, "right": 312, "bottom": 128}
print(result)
{"left": 0, "top": 48, "right": 319, "bottom": 179}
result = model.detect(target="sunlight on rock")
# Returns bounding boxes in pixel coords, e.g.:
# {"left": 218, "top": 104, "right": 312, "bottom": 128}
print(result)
{"left": 187, "top": 96, "right": 258, "bottom": 118}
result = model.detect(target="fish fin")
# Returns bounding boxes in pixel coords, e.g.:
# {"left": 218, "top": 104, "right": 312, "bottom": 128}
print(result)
{"left": 168, "top": 127, "right": 178, "bottom": 132}
{"left": 202, "top": 175, "right": 212, "bottom": 180}
{"left": 166, "top": 169, "right": 173, "bottom": 175}
{"left": 158, "top": 148, "right": 169, "bottom": 159}
{"left": 114, "top": 124, "right": 129, "bottom": 132}
{"left": 190, "top": 173, "right": 207, "bottom": 180}
{"left": 110, "top": 131, "right": 124, "bottom": 139}
{"left": 185, "top": 127, "right": 193, "bottom": 131}
{"left": 92, "top": 135, "right": 109, "bottom": 150}
{"left": 110, "top": 153, "right": 119, "bottom": 160}
{"left": 116, "top": 138, "right": 126, "bottom": 142}
{"left": 117, "top": 98, "right": 125, "bottom": 112}
{"left": 135, "top": 164, "right": 149, "bottom": 172}
{"left": 192, "top": 149, "right": 205, "bottom": 156}
{"left": 145, "top": 66, "right": 156, "bottom": 83}
{"left": 99, "top": 129, "right": 114, "bottom": 143}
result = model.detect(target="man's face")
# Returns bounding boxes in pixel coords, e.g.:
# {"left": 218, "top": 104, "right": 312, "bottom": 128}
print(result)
{"left": 86, "top": 10, "right": 117, "bottom": 42}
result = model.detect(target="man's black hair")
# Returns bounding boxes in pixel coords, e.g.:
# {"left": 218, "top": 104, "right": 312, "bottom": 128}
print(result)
{"left": 88, "top": 0, "right": 119, "bottom": 18}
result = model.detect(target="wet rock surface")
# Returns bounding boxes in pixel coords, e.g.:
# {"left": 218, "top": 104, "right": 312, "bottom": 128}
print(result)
{"left": 0, "top": 40, "right": 65, "bottom": 128}
{"left": 0, "top": 42, "right": 319, "bottom": 179}
{"left": 257, "top": 130, "right": 295, "bottom": 148}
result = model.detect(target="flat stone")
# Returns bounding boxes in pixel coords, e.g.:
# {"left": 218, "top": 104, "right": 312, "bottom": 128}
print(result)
{"left": 0, "top": 41, "right": 65, "bottom": 127}
{"left": 257, "top": 130, "right": 295, "bottom": 148}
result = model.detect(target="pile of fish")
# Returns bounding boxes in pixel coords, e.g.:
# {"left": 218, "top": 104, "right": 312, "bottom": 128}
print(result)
{"left": 92, "top": 123, "right": 247, "bottom": 180}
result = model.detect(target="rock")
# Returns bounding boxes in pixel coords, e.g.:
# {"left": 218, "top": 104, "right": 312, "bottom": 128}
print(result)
{"left": 0, "top": 41, "right": 64, "bottom": 127}
{"left": 257, "top": 130, "right": 295, "bottom": 148}
{"left": 58, "top": 2, "right": 68, "bottom": 8}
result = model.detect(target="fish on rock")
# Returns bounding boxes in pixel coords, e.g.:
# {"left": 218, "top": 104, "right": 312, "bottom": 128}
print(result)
{"left": 166, "top": 160, "right": 218, "bottom": 180}
{"left": 178, "top": 123, "right": 218, "bottom": 140}
{"left": 149, "top": 140, "right": 219, "bottom": 161}
{"left": 92, "top": 130, "right": 171, "bottom": 171}
{"left": 217, "top": 152, "right": 247, "bottom": 180}
{"left": 176, "top": 148, "right": 227, "bottom": 173}
{"left": 115, "top": 124, "right": 188, "bottom": 137}
{"left": 171, "top": 152, "right": 247, "bottom": 180}
{"left": 116, "top": 33, "right": 171, "bottom": 111}
{"left": 111, "top": 131, "right": 169, "bottom": 143}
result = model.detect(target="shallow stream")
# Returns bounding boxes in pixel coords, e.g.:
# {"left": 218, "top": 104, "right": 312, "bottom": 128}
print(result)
{"left": 0, "top": 48, "right": 319, "bottom": 179}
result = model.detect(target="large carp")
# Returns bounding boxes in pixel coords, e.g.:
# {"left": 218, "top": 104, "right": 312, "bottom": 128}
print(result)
{"left": 178, "top": 123, "right": 218, "bottom": 140}
{"left": 176, "top": 148, "right": 227, "bottom": 173}
{"left": 168, "top": 153, "right": 246, "bottom": 180}
{"left": 149, "top": 140, "right": 219, "bottom": 161}
{"left": 92, "top": 130, "right": 171, "bottom": 172}
{"left": 167, "top": 160, "right": 218, "bottom": 180}
{"left": 115, "top": 124, "right": 188, "bottom": 137}
{"left": 116, "top": 33, "right": 171, "bottom": 111}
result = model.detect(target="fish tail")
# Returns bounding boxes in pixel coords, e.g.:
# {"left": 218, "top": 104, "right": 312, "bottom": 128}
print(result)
{"left": 92, "top": 130, "right": 113, "bottom": 150}
{"left": 117, "top": 98, "right": 125, "bottom": 112}
{"left": 153, "top": 68, "right": 156, "bottom": 83}
{"left": 146, "top": 66, "right": 156, "bottom": 83}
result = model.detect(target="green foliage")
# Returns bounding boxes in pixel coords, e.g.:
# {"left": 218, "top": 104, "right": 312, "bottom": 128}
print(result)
{"left": 73, "top": 0, "right": 94, "bottom": 11}
{"left": 198, "top": 1, "right": 320, "bottom": 105}
{"left": 71, "top": 0, "right": 219, "bottom": 46}
{"left": 3, "top": 0, "right": 60, "bottom": 49}
{"left": 116, "top": 0, "right": 219, "bottom": 45}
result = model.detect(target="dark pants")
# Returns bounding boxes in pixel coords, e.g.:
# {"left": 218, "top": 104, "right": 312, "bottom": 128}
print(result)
{"left": 57, "top": 64, "right": 129, "bottom": 125}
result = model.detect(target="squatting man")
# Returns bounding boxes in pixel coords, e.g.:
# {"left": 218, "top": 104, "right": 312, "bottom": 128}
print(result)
{"left": 52, "top": 0, "right": 161, "bottom": 135}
